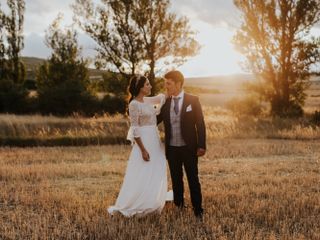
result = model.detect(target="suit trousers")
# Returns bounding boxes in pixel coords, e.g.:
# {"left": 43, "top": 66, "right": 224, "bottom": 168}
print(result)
{"left": 167, "top": 146, "right": 203, "bottom": 214}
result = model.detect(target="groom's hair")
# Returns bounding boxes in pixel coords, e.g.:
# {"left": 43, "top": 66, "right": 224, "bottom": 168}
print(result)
{"left": 164, "top": 70, "right": 184, "bottom": 87}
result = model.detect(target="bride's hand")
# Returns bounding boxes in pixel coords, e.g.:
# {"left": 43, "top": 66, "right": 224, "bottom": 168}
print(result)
{"left": 141, "top": 149, "right": 150, "bottom": 161}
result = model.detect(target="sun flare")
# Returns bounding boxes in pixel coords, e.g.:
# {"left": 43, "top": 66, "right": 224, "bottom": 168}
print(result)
{"left": 179, "top": 21, "right": 245, "bottom": 77}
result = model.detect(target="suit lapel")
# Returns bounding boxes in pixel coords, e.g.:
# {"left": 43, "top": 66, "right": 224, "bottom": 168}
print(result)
{"left": 164, "top": 97, "right": 171, "bottom": 123}
{"left": 180, "top": 93, "right": 188, "bottom": 122}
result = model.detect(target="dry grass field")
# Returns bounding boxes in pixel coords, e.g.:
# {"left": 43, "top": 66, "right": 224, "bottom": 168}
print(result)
{"left": 1, "top": 106, "right": 320, "bottom": 148}
{"left": 0, "top": 76, "right": 319, "bottom": 239}
{"left": 0, "top": 139, "right": 319, "bottom": 239}
{"left": 186, "top": 75, "right": 320, "bottom": 111}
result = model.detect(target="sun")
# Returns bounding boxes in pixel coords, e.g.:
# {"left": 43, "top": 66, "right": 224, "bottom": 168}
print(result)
{"left": 179, "top": 20, "right": 245, "bottom": 77}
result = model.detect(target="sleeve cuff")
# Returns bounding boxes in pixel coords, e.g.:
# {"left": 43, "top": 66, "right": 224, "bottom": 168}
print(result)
{"left": 126, "top": 126, "right": 140, "bottom": 145}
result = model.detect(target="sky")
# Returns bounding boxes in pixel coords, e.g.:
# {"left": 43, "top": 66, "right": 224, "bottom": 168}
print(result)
{"left": 1, "top": 0, "right": 320, "bottom": 77}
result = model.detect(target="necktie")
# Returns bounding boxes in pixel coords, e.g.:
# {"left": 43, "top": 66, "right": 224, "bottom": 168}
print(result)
{"left": 173, "top": 97, "right": 180, "bottom": 115}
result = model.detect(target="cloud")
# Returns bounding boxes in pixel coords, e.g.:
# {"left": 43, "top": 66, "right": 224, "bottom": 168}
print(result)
{"left": 16, "top": 1, "right": 98, "bottom": 60}
{"left": 10, "top": 0, "right": 320, "bottom": 78}
{"left": 23, "top": 0, "right": 74, "bottom": 34}
{"left": 22, "top": 33, "right": 51, "bottom": 58}
{"left": 77, "top": 32, "right": 98, "bottom": 59}
{"left": 171, "top": 0, "right": 320, "bottom": 30}
{"left": 22, "top": 31, "right": 98, "bottom": 60}
{"left": 171, "top": 0, "right": 240, "bottom": 29}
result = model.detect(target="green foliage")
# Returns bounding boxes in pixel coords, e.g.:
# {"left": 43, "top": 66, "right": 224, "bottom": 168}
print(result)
{"left": 0, "top": 0, "right": 26, "bottom": 84}
{"left": 312, "top": 110, "right": 320, "bottom": 125}
{"left": 100, "top": 94, "right": 127, "bottom": 114}
{"left": 102, "top": 72, "right": 130, "bottom": 96}
{"left": 73, "top": 0, "right": 144, "bottom": 78}
{"left": 72, "top": 0, "right": 200, "bottom": 95}
{"left": 0, "top": 0, "right": 28, "bottom": 114}
{"left": 23, "top": 79, "right": 37, "bottom": 90}
{"left": 131, "top": 0, "right": 200, "bottom": 94}
{"left": 154, "top": 77, "right": 165, "bottom": 94}
{"left": 0, "top": 79, "right": 27, "bottom": 113}
{"left": 234, "top": 0, "right": 320, "bottom": 117}
{"left": 36, "top": 15, "right": 96, "bottom": 116}
{"left": 37, "top": 80, "right": 97, "bottom": 116}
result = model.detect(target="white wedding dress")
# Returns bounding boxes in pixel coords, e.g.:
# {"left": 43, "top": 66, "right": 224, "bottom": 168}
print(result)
{"left": 108, "top": 94, "right": 172, "bottom": 217}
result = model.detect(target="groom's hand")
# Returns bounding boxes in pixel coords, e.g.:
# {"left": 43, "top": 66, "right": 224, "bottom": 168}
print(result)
{"left": 197, "top": 148, "right": 206, "bottom": 157}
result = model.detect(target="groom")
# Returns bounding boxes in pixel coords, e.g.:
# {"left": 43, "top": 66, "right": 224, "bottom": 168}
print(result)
{"left": 157, "top": 70, "right": 206, "bottom": 219}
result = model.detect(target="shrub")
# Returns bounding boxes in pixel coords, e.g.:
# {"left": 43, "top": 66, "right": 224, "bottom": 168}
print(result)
{"left": 38, "top": 80, "right": 97, "bottom": 116}
{"left": 226, "top": 95, "right": 265, "bottom": 117}
{"left": 100, "top": 95, "right": 127, "bottom": 114}
{"left": 0, "top": 80, "right": 28, "bottom": 114}
{"left": 312, "top": 110, "right": 320, "bottom": 125}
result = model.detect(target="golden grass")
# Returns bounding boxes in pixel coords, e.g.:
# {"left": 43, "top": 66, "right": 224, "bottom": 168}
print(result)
{"left": 0, "top": 113, "right": 127, "bottom": 138}
{"left": 0, "top": 139, "right": 319, "bottom": 239}
{"left": 1, "top": 107, "right": 320, "bottom": 147}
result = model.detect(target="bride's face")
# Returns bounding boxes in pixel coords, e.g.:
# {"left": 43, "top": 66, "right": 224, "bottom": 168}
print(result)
{"left": 140, "top": 80, "right": 152, "bottom": 96}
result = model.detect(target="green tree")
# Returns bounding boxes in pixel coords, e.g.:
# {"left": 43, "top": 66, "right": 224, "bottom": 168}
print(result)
{"left": 73, "top": 0, "right": 144, "bottom": 79}
{"left": 37, "top": 15, "right": 95, "bottom": 116}
{"left": 233, "top": 0, "right": 320, "bottom": 117}
{"left": 72, "top": 0, "right": 200, "bottom": 95}
{"left": 102, "top": 72, "right": 129, "bottom": 96}
{"left": 0, "top": 2, "right": 6, "bottom": 79}
{"left": 0, "top": 0, "right": 26, "bottom": 83}
{"left": 132, "top": 0, "right": 200, "bottom": 94}
{"left": 0, "top": 0, "right": 27, "bottom": 113}
{"left": 6, "top": 0, "right": 25, "bottom": 84}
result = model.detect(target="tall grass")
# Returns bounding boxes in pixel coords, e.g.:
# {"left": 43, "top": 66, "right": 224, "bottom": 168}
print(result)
{"left": 0, "top": 113, "right": 126, "bottom": 138}
{"left": 1, "top": 107, "right": 320, "bottom": 146}
{"left": 0, "top": 113, "right": 128, "bottom": 146}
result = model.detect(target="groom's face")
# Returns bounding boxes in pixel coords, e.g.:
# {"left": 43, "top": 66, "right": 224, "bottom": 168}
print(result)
{"left": 164, "top": 78, "right": 182, "bottom": 96}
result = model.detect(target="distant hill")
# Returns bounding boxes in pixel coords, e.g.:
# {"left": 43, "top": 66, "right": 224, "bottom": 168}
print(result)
{"left": 185, "top": 74, "right": 254, "bottom": 85}
{"left": 21, "top": 57, "right": 45, "bottom": 79}
{"left": 21, "top": 56, "right": 108, "bottom": 80}
{"left": 21, "top": 57, "right": 46, "bottom": 70}
{"left": 20, "top": 56, "right": 320, "bottom": 83}
{"left": 186, "top": 73, "right": 320, "bottom": 90}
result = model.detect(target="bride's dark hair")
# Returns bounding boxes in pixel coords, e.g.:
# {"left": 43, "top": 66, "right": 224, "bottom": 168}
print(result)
{"left": 128, "top": 75, "right": 147, "bottom": 103}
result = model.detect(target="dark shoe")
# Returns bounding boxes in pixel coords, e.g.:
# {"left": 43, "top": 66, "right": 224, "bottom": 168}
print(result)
{"left": 194, "top": 209, "right": 204, "bottom": 220}
{"left": 175, "top": 203, "right": 186, "bottom": 210}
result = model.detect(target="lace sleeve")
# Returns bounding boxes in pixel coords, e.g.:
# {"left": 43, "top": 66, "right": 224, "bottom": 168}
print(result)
{"left": 126, "top": 101, "right": 140, "bottom": 144}
{"left": 144, "top": 93, "right": 166, "bottom": 115}
{"left": 144, "top": 93, "right": 166, "bottom": 105}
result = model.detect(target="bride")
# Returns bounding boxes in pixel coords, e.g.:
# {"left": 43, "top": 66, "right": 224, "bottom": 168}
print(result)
{"left": 108, "top": 75, "right": 170, "bottom": 217}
